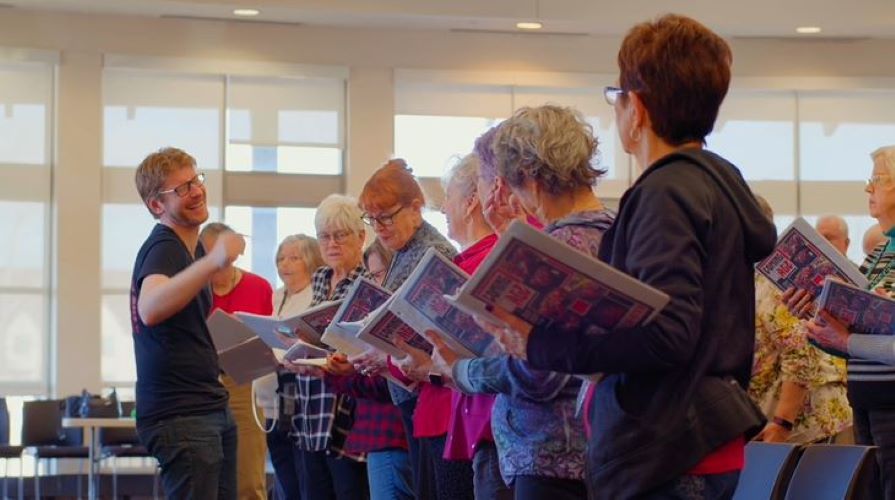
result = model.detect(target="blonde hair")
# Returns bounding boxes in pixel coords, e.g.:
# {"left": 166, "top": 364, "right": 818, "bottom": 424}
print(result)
{"left": 872, "top": 146, "right": 895, "bottom": 178}
{"left": 276, "top": 234, "right": 324, "bottom": 274}
{"left": 135, "top": 147, "right": 197, "bottom": 219}
{"left": 493, "top": 105, "right": 604, "bottom": 195}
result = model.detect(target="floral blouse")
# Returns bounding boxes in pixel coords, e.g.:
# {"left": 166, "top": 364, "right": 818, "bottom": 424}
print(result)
{"left": 749, "top": 273, "right": 852, "bottom": 443}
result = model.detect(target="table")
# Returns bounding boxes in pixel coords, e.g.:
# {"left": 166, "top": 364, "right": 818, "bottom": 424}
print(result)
{"left": 61, "top": 417, "right": 136, "bottom": 500}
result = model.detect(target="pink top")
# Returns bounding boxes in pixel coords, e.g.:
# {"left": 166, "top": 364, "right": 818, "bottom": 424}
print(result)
{"left": 442, "top": 235, "right": 500, "bottom": 460}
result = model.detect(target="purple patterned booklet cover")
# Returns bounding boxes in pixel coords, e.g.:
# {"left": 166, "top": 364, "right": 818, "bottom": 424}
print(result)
{"left": 389, "top": 248, "right": 501, "bottom": 358}
{"left": 757, "top": 217, "right": 867, "bottom": 297}
{"left": 814, "top": 277, "right": 895, "bottom": 358}
{"left": 322, "top": 277, "right": 391, "bottom": 348}
{"left": 448, "top": 220, "right": 669, "bottom": 336}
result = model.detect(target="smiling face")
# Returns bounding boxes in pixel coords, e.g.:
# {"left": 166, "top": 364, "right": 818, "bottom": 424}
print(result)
{"left": 149, "top": 165, "right": 208, "bottom": 229}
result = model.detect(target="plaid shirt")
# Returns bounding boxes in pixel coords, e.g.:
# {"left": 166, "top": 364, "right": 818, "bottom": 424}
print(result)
{"left": 327, "top": 373, "right": 407, "bottom": 453}
{"left": 292, "top": 265, "right": 366, "bottom": 455}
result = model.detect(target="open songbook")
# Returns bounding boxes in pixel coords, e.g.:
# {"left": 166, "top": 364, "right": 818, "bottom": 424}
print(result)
{"left": 383, "top": 248, "right": 502, "bottom": 358}
{"left": 813, "top": 277, "right": 895, "bottom": 358}
{"left": 356, "top": 298, "right": 434, "bottom": 358}
{"left": 235, "top": 300, "right": 342, "bottom": 348}
{"left": 447, "top": 220, "right": 670, "bottom": 335}
{"left": 757, "top": 217, "right": 867, "bottom": 297}
{"left": 207, "top": 309, "right": 279, "bottom": 384}
{"left": 321, "top": 278, "right": 391, "bottom": 351}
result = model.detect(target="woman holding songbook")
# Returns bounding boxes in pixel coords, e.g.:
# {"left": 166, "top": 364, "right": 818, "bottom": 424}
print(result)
{"left": 279, "top": 193, "right": 373, "bottom": 500}
{"left": 263, "top": 233, "right": 323, "bottom": 499}
{"left": 393, "top": 152, "right": 511, "bottom": 500}
{"left": 749, "top": 198, "right": 851, "bottom": 445}
{"left": 413, "top": 104, "right": 615, "bottom": 499}
{"left": 786, "top": 145, "right": 895, "bottom": 498}
{"left": 357, "top": 159, "right": 464, "bottom": 500}
{"left": 200, "top": 222, "right": 274, "bottom": 500}
{"left": 437, "top": 15, "right": 778, "bottom": 499}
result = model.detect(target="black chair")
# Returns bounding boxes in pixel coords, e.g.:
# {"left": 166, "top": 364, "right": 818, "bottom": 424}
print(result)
{"left": 99, "top": 401, "right": 158, "bottom": 499}
{"left": 733, "top": 442, "right": 802, "bottom": 500}
{"left": 784, "top": 444, "right": 877, "bottom": 500}
{"left": 21, "top": 399, "right": 89, "bottom": 499}
{"left": 0, "top": 398, "right": 24, "bottom": 499}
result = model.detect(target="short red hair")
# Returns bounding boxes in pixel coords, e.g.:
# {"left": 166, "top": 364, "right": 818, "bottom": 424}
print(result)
{"left": 358, "top": 159, "right": 426, "bottom": 212}
{"left": 618, "top": 14, "right": 731, "bottom": 145}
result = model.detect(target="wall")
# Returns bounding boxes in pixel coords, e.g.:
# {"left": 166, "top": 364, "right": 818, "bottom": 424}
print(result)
{"left": 1, "top": 7, "right": 893, "bottom": 395}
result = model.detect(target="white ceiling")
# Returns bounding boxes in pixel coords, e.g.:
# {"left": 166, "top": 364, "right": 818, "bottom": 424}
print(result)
{"left": 5, "top": 0, "right": 895, "bottom": 39}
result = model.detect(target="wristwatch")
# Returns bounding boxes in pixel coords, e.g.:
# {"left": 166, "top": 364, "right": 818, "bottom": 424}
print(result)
{"left": 772, "top": 416, "right": 795, "bottom": 431}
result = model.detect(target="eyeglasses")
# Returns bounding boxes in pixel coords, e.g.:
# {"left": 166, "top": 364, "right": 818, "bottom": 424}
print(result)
{"left": 603, "top": 86, "right": 626, "bottom": 106}
{"left": 867, "top": 174, "right": 891, "bottom": 189}
{"left": 157, "top": 172, "right": 206, "bottom": 198}
{"left": 368, "top": 269, "right": 387, "bottom": 282}
{"left": 317, "top": 229, "right": 354, "bottom": 245}
{"left": 361, "top": 206, "right": 404, "bottom": 227}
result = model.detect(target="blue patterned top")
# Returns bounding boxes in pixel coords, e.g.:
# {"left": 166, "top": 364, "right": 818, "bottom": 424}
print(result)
{"left": 453, "top": 209, "right": 615, "bottom": 483}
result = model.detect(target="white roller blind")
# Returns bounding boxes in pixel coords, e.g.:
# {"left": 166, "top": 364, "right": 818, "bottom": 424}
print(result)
{"left": 103, "top": 70, "right": 224, "bottom": 169}
{"left": 395, "top": 82, "right": 513, "bottom": 118}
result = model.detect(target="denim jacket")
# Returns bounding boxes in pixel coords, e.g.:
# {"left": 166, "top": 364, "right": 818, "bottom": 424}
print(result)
{"left": 453, "top": 209, "right": 614, "bottom": 483}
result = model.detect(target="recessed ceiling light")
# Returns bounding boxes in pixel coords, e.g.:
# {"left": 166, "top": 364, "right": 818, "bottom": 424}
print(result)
{"left": 796, "top": 26, "right": 822, "bottom": 34}
{"left": 516, "top": 21, "right": 543, "bottom": 30}
{"left": 233, "top": 8, "right": 260, "bottom": 17}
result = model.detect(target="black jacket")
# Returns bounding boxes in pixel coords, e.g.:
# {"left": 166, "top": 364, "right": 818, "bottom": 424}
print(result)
{"left": 526, "top": 148, "right": 777, "bottom": 499}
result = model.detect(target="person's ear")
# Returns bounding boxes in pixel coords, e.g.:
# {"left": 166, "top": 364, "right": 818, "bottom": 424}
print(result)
{"left": 627, "top": 91, "right": 650, "bottom": 132}
{"left": 147, "top": 197, "right": 165, "bottom": 218}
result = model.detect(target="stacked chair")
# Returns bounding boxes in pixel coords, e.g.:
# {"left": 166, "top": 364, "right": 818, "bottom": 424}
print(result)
{"left": 734, "top": 442, "right": 878, "bottom": 500}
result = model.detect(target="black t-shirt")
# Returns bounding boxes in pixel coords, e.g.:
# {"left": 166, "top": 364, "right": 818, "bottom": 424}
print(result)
{"left": 130, "top": 224, "right": 228, "bottom": 426}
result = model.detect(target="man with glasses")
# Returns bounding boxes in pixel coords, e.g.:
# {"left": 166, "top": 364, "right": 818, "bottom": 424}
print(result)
{"left": 130, "top": 147, "right": 244, "bottom": 500}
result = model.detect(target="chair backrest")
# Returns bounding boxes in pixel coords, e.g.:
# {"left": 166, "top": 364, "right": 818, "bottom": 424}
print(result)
{"left": 784, "top": 444, "right": 877, "bottom": 500}
{"left": 0, "top": 397, "right": 10, "bottom": 446}
{"left": 733, "top": 442, "right": 802, "bottom": 500}
{"left": 99, "top": 401, "right": 139, "bottom": 446}
{"left": 21, "top": 399, "right": 82, "bottom": 447}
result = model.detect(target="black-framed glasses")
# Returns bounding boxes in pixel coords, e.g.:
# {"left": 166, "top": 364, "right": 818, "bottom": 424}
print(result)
{"left": 157, "top": 172, "right": 206, "bottom": 198}
{"left": 361, "top": 206, "right": 404, "bottom": 227}
{"left": 603, "top": 86, "right": 626, "bottom": 106}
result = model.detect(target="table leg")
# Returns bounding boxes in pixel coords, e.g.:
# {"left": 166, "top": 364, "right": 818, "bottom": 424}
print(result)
{"left": 87, "top": 426, "right": 96, "bottom": 500}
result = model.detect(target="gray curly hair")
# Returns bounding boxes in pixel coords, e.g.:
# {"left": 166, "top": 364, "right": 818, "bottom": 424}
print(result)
{"left": 493, "top": 105, "right": 605, "bottom": 195}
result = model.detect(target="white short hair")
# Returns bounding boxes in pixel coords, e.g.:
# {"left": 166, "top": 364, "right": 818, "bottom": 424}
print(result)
{"left": 872, "top": 146, "right": 895, "bottom": 178}
{"left": 314, "top": 194, "right": 365, "bottom": 235}
{"left": 442, "top": 153, "right": 480, "bottom": 200}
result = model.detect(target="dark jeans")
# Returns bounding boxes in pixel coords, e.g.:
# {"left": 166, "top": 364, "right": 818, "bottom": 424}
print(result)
{"left": 267, "top": 418, "right": 302, "bottom": 500}
{"left": 297, "top": 449, "right": 368, "bottom": 500}
{"left": 636, "top": 472, "right": 740, "bottom": 500}
{"left": 513, "top": 475, "right": 587, "bottom": 500}
{"left": 854, "top": 406, "right": 895, "bottom": 500}
{"left": 473, "top": 442, "right": 513, "bottom": 500}
{"left": 419, "top": 435, "right": 475, "bottom": 500}
{"left": 397, "top": 398, "right": 426, "bottom": 498}
{"left": 137, "top": 409, "right": 238, "bottom": 500}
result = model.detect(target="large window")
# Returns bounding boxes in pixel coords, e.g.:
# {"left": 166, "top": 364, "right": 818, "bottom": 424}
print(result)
{"left": 393, "top": 73, "right": 632, "bottom": 202}
{"left": 0, "top": 60, "right": 54, "bottom": 395}
{"left": 100, "top": 65, "right": 346, "bottom": 386}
